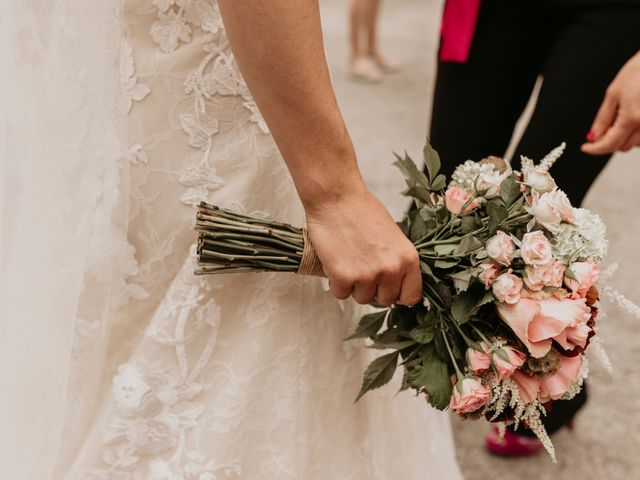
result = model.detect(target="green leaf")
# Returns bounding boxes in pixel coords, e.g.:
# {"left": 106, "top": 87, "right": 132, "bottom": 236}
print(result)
{"left": 345, "top": 310, "right": 387, "bottom": 340}
{"left": 369, "top": 340, "right": 417, "bottom": 350}
{"left": 434, "top": 259, "right": 460, "bottom": 269}
{"left": 434, "top": 244, "right": 457, "bottom": 255}
{"left": 448, "top": 266, "right": 480, "bottom": 293}
{"left": 394, "top": 152, "right": 430, "bottom": 190}
{"left": 486, "top": 201, "right": 509, "bottom": 233}
{"left": 494, "top": 347, "right": 510, "bottom": 363}
{"left": 431, "top": 174, "right": 447, "bottom": 191}
{"left": 410, "top": 325, "right": 435, "bottom": 344}
{"left": 423, "top": 141, "right": 442, "bottom": 183}
{"left": 409, "top": 212, "right": 428, "bottom": 242}
{"left": 460, "top": 215, "right": 479, "bottom": 234}
{"left": 387, "top": 306, "right": 417, "bottom": 331}
{"left": 434, "top": 330, "right": 448, "bottom": 362}
{"left": 499, "top": 176, "right": 521, "bottom": 206}
{"left": 404, "top": 186, "right": 432, "bottom": 204}
{"left": 409, "top": 344, "right": 453, "bottom": 410}
{"left": 454, "top": 235, "right": 483, "bottom": 256}
{"left": 436, "top": 283, "right": 453, "bottom": 307}
{"left": 420, "top": 261, "right": 435, "bottom": 277}
{"left": 356, "top": 351, "right": 400, "bottom": 401}
{"left": 451, "top": 283, "right": 486, "bottom": 325}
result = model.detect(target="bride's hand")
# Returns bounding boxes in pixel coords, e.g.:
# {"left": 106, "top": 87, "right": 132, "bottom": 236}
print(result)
{"left": 305, "top": 186, "right": 422, "bottom": 306}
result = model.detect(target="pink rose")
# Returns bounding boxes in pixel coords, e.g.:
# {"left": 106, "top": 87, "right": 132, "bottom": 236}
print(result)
{"left": 444, "top": 186, "right": 480, "bottom": 215}
{"left": 485, "top": 230, "right": 515, "bottom": 266}
{"left": 548, "top": 189, "right": 575, "bottom": 223}
{"left": 523, "top": 265, "right": 548, "bottom": 292}
{"left": 449, "top": 377, "right": 491, "bottom": 414}
{"left": 492, "top": 346, "right": 526, "bottom": 380}
{"left": 466, "top": 343, "right": 491, "bottom": 374}
{"left": 478, "top": 260, "right": 501, "bottom": 288}
{"left": 523, "top": 261, "right": 565, "bottom": 291}
{"left": 539, "top": 355, "right": 583, "bottom": 402}
{"left": 496, "top": 297, "right": 592, "bottom": 358}
{"left": 492, "top": 271, "right": 523, "bottom": 304}
{"left": 564, "top": 262, "right": 600, "bottom": 299}
{"left": 512, "top": 371, "right": 541, "bottom": 404}
{"left": 548, "top": 261, "right": 566, "bottom": 288}
{"left": 520, "top": 231, "right": 553, "bottom": 267}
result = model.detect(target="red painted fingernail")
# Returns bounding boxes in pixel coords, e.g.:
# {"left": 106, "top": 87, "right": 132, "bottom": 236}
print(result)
{"left": 586, "top": 130, "right": 596, "bottom": 141}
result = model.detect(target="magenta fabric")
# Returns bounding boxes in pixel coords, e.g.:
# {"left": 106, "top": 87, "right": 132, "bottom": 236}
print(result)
{"left": 439, "top": 0, "right": 482, "bottom": 63}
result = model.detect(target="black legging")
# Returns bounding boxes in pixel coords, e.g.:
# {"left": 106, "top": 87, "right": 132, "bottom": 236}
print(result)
{"left": 429, "top": 0, "right": 640, "bottom": 436}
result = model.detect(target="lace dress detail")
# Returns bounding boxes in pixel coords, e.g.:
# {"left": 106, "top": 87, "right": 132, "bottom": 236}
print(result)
{"left": 55, "top": 1, "right": 464, "bottom": 478}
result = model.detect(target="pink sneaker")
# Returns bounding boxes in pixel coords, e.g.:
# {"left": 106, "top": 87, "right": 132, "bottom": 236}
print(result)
{"left": 485, "top": 426, "right": 544, "bottom": 457}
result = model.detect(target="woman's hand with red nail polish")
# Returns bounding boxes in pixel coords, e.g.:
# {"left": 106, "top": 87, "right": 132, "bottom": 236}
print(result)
{"left": 582, "top": 50, "right": 640, "bottom": 156}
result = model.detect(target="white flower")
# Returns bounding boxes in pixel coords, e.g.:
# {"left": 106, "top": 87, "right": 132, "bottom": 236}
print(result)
{"left": 113, "top": 363, "right": 154, "bottom": 415}
{"left": 553, "top": 208, "right": 608, "bottom": 262}
{"left": 450, "top": 160, "right": 500, "bottom": 192}
{"left": 523, "top": 166, "right": 556, "bottom": 193}
{"left": 527, "top": 191, "right": 562, "bottom": 233}
{"left": 151, "top": 10, "right": 192, "bottom": 53}
{"left": 125, "top": 413, "right": 180, "bottom": 454}
{"left": 474, "top": 170, "right": 502, "bottom": 198}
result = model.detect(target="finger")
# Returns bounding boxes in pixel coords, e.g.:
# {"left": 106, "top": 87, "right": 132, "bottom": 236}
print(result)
{"left": 375, "top": 276, "right": 402, "bottom": 306}
{"left": 328, "top": 278, "right": 353, "bottom": 300}
{"left": 352, "top": 281, "right": 377, "bottom": 305}
{"left": 619, "top": 129, "right": 640, "bottom": 152}
{"left": 581, "top": 119, "right": 632, "bottom": 156}
{"left": 397, "top": 261, "right": 423, "bottom": 307}
{"left": 588, "top": 89, "right": 619, "bottom": 140}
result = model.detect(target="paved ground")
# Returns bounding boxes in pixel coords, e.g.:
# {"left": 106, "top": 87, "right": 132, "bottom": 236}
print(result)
{"left": 320, "top": 1, "right": 640, "bottom": 478}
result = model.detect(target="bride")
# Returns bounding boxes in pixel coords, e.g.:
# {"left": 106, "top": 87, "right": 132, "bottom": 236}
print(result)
{"left": 0, "top": 1, "right": 463, "bottom": 478}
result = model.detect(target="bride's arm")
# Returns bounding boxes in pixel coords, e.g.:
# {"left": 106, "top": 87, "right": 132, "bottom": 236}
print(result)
{"left": 219, "top": 0, "right": 422, "bottom": 307}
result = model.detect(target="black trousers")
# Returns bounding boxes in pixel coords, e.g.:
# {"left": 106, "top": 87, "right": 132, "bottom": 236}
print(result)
{"left": 429, "top": 0, "right": 640, "bottom": 435}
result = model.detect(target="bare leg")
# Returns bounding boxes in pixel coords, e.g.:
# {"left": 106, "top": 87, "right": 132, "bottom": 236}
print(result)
{"left": 349, "top": 0, "right": 367, "bottom": 62}
{"left": 349, "top": 0, "right": 383, "bottom": 81}
{"left": 366, "top": 0, "right": 382, "bottom": 58}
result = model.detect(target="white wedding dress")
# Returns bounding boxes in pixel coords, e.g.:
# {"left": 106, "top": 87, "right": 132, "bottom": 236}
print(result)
{"left": 0, "top": 1, "right": 463, "bottom": 479}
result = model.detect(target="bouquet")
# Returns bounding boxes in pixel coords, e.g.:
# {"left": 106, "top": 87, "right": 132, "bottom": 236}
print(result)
{"left": 194, "top": 142, "right": 610, "bottom": 460}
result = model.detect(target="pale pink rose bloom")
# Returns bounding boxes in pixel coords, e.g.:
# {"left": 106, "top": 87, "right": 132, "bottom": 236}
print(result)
{"left": 520, "top": 231, "right": 553, "bottom": 267}
{"left": 523, "top": 265, "right": 548, "bottom": 291}
{"left": 485, "top": 230, "right": 515, "bottom": 266}
{"left": 492, "top": 271, "right": 523, "bottom": 304}
{"left": 492, "top": 346, "right": 526, "bottom": 379}
{"left": 449, "top": 377, "right": 491, "bottom": 414}
{"left": 539, "top": 355, "right": 583, "bottom": 402}
{"left": 548, "top": 261, "right": 566, "bottom": 288}
{"left": 478, "top": 260, "right": 501, "bottom": 288}
{"left": 523, "top": 261, "right": 565, "bottom": 291}
{"left": 524, "top": 167, "right": 556, "bottom": 193}
{"left": 529, "top": 191, "right": 563, "bottom": 233}
{"left": 496, "top": 297, "right": 592, "bottom": 358}
{"left": 548, "top": 189, "right": 575, "bottom": 223}
{"left": 444, "top": 186, "right": 480, "bottom": 215}
{"left": 564, "top": 262, "right": 600, "bottom": 299}
{"left": 512, "top": 370, "right": 541, "bottom": 403}
{"left": 466, "top": 343, "right": 491, "bottom": 374}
